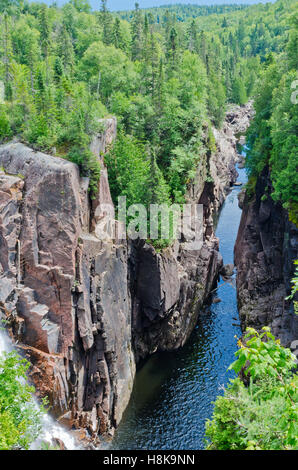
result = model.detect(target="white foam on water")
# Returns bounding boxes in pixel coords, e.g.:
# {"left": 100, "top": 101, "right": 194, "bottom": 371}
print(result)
{"left": 31, "top": 414, "right": 77, "bottom": 450}
{"left": 0, "top": 328, "right": 13, "bottom": 354}
{"left": 0, "top": 328, "right": 77, "bottom": 450}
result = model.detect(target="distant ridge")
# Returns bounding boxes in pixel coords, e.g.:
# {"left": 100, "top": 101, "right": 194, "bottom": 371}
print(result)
{"left": 28, "top": 0, "right": 276, "bottom": 12}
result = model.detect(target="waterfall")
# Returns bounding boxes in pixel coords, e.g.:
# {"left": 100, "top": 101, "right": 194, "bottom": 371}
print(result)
{"left": 0, "top": 328, "right": 78, "bottom": 450}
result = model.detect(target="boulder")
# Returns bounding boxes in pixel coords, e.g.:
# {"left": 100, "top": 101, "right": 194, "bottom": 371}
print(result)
{"left": 220, "top": 264, "right": 235, "bottom": 278}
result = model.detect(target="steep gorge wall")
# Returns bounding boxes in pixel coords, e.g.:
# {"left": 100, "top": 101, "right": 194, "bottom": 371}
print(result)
{"left": 0, "top": 124, "right": 135, "bottom": 442}
{"left": 131, "top": 103, "right": 254, "bottom": 361}
{"left": 235, "top": 166, "right": 298, "bottom": 348}
{"left": 0, "top": 104, "right": 252, "bottom": 443}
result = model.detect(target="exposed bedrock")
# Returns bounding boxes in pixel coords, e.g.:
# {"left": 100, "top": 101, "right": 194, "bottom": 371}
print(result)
{"left": 0, "top": 120, "right": 135, "bottom": 438}
{"left": 235, "top": 166, "right": 298, "bottom": 347}
{"left": 130, "top": 103, "right": 254, "bottom": 361}
{"left": 0, "top": 104, "right": 252, "bottom": 439}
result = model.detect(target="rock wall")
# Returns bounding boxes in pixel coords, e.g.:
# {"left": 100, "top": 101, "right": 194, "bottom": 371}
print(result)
{"left": 235, "top": 166, "right": 298, "bottom": 348}
{"left": 130, "top": 102, "right": 254, "bottom": 361}
{"left": 0, "top": 121, "right": 135, "bottom": 441}
{"left": 0, "top": 104, "right": 252, "bottom": 442}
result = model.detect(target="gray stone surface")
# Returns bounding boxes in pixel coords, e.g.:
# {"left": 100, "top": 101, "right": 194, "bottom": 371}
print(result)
{"left": 235, "top": 166, "right": 298, "bottom": 346}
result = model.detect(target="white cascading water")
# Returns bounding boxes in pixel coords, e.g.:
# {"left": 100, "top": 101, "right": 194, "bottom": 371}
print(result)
{"left": 0, "top": 327, "right": 77, "bottom": 450}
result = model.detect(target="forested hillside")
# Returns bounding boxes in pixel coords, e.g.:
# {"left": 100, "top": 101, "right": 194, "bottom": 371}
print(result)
{"left": 245, "top": 10, "right": 298, "bottom": 223}
{"left": 116, "top": 3, "right": 249, "bottom": 22}
{"left": 0, "top": 1, "right": 297, "bottom": 452}
{"left": 0, "top": 0, "right": 297, "bottom": 219}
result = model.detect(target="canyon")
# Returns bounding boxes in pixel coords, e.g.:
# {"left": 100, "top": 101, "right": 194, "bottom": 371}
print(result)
{"left": 1, "top": 101, "right": 295, "bottom": 447}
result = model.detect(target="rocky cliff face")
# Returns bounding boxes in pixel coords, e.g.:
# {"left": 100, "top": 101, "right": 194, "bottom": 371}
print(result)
{"left": 0, "top": 104, "right": 252, "bottom": 443}
{"left": 131, "top": 102, "right": 254, "bottom": 362}
{"left": 235, "top": 166, "right": 298, "bottom": 348}
{"left": 0, "top": 122, "right": 135, "bottom": 442}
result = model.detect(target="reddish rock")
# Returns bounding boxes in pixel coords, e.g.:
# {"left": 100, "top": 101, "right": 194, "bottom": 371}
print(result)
{"left": 0, "top": 104, "right": 253, "bottom": 441}
{"left": 0, "top": 126, "right": 135, "bottom": 439}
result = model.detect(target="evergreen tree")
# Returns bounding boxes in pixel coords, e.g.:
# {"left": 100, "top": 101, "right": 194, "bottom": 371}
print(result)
{"left": 112, "top": 17, "right": 121, "bottom": 49}
{"left": 231, "top": 76, "right": 247, "bottom": 105}
{"left": 167, "top": 27, "right": 178, "bottom": 70}
{"left": 131, "top": 2, "right": 143, "bottom": 61}
{"left": 147, "top": 147, "right": 170, "bottom": 206}
{"left": 101, "top": 0, "right": 113, "bottom": 46}
{"left": 70, "top": 0, "right": 91, "bottom": 13}
{"left": 2, "top": 12, "right": 13, "bottom": 99}
{"left": 57, "top": 24, "right": 74, "bottom": 74}
{"left": 187, "top": 20, "right": 197, "bottom": 52}
{"left": 38, "top": 4, "right": 50, "bottom": 83}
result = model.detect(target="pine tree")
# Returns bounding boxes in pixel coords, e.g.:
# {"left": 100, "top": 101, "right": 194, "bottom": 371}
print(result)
{"left": 131, "top": 2, "right": 143, "bottom": 61}
{"left": 231, "top": 76, "right": 247, "bottom": 105}
{"left": 148, "top": 31, "right": 159, "bottom": 98}
{"left": 2, "top": 12, "right": 13, "bottom": 99}
{"left": 222, "top": 17, "right": 228, "bottom": 28}
{"left": 187, "top": 20, "right": 197, "bottom": 52}
{"left": 0, "top": 0, "right": 20, "bottom": 100}
{"left": 198, "top": 31, "right": 207, "bottom": 65}
{"left": 57, "top": 25, "right": 74, "bottom": 74}
{"left": 155, "top": 58, "right": 165, "bottom": 115}
{"left": 54, "top": 56, "right": 63, "bottom": 83}
{"left": 113, "top": 17, "right": 121, "bottom": 49}
{"left": 167, "top": 27, "right": 178, "bottom": 69}
{"left": 39, "top": 4, "right": 50, "bottom": 83}
{"left": 147, "top": 147, "right": 170, "bottom": 206}
{"left": 101, "top": 0, "right": 113, "bottom": 45}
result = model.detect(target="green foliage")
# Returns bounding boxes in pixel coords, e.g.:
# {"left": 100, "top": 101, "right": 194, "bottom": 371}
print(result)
{"left": 70, "top": 0, "right": 91, "bottom": 14}
{"left": 286, "top": 260, "right": 298, "bottom": 315}
{"left": 80, "top": 41, "right": 137, "bottom": 101}
{"left": 229, "top": 327, "right": 296, "bottom": 379}
{"left": 116, "top": 4, "right": 248, "bottom": 23}
{"left": 168, "top": 135, "right": 203, "bottom": 203}
{"left": 0, "top": 105, "right": 12, "bottom": 140}
{"left": 105, "top": 131, "right": 171, "bottom": 210}
{"left": 67, "top": 147, "right": 101, "bottom": 199}
{"left": 0, "top": 351, "right": 46, "bottom": 450}
{"left": 207, "top": 76, "right": 226, "bottom": 128}
{"left": 231, "top": 77, "right": 247, "bottom": 106}
{"left": 206, "top": 327, "right": 298, "bottom": 450}
{"left": 0, "top": 0, "right": 296, "bottom": 243}
{"left": 39, "top": 441, "right": 60, "bottom": 450}
{"left": 246, "top": 7, "right": 298, "bottom": 224}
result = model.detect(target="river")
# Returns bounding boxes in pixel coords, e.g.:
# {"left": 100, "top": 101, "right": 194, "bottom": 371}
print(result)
{"left": 108, "top": 149, "right": 247, "bottom": 450}
{"left": 0, "top": 149, "right": 247, "bottom": 451}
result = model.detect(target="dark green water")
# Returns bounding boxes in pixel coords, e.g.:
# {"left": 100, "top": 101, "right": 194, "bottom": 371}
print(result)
{"left": 109, "top": 155, "right": 247, "bottom": 450}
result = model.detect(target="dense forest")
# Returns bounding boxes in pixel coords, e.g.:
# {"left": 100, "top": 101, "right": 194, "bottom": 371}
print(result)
{"left": 0, "top": 0, "right": 296, "bottom": 216}
{"left": 116, "top": 3, "right": 249, "bottom": 22}
{"left": 0, "top": 0, "right": 297, "bottom": 451}
{"left": 245, "top": 10, "right": 298, "bottom": 224}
